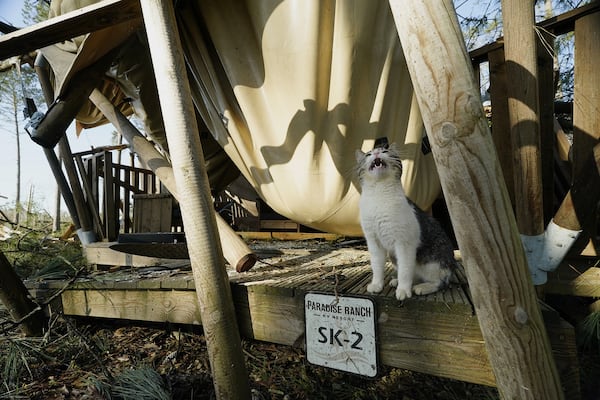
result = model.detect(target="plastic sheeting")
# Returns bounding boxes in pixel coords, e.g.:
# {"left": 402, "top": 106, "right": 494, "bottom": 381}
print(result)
{"left": 177, "top": 0, "right": 440, "bottom": 235}
{"left": 44, "top": 0, "right": 140, "bottom": 129}
{"left": 44, "top": 0, "right": 441, "bottom": 236}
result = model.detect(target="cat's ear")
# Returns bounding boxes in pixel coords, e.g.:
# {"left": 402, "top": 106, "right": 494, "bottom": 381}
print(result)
{"left": 355, "top": 149, "right": 366, "bottom": 162}
{"left": 388, "top": 142, "right": 399, "bottom": 152}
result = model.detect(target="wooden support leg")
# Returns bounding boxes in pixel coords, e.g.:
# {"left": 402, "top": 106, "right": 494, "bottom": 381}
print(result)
{"left": 488, "top": 47, "right": 515, "bottom": 207}
{"left": 537, "top": 32, "right": 556, "bottom": 227}
{"left": 388, "top": 0, "right": 564, "bottom": 398}
{"left": 571, "top": 11, "right": 600, "bottom": 254}
{"left": 140, "top": 1, "right": 251, "bottom": 398}
{"left": 501, "top": 0, "right": 546, "bottom": 284}
{"left": 0, "top": 251, "right": 45, "bottom": 336}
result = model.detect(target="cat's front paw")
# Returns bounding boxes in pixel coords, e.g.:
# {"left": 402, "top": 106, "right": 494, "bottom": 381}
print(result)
{"left": 367, "top": 282, "right": 384, "bottom": 293}
{"left": 389, "top": 278, "right": 398, "bottom": 287}
{"left": 395, "top": 287, "right": 412, "bottom": 301}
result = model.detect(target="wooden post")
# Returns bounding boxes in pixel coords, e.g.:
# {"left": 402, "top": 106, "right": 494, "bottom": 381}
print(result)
{"left": 535, "top": 11, "right": 600, "bottom": 270}
{"left": 58, "top": 137, "right": 96, "bottom": 240}
{"left": 570, "top": 11, "right": 600, "bottom": 239}
{"left": 88, "top": 89, "right": 257, "bottom": 272}
{"left": 139, "top": 1, "right": 251, "bottom": 398}
{"left": 501, "top": 0, "right": 546, "bottom": 284}
{"left": 0, "top": 251, "right": 44, "bottom": 336}
{"left": 488, "top": 47, "right": 515, "bottom": 207}
{"left": 103, "top": 150, "right": 118, "bottom": 241}
{"left": 537, "top": 32, "right": 555, "bottom": 227}
{"left": 388, "top": 1, "right": 564, "bottom": 399}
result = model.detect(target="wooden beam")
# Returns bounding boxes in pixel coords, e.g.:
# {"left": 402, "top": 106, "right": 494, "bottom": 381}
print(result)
{"left": 502, "top": 0, "right": 545, "bottom": 239}
{"left": 538, "top": 0, "right": 600, "bottom": 36}
{"left": 537, "top": 32, "right": 555, "bottom": 226}
{"left": 487, "top": 47, "right": 515, "bottom": 207}
{"left": 47, "top": 241, "right": 579, "bottom": 394}
{"left": 470, "top": 39, "right": 503, "bottom": 64}
{"left": 389, "top": 0, "right": 564, "bottom": 398}
{"left": 102, "top": 151, "right": 118, "bottom": 241}
{"left": 83, "top": 241, "right": 186, "bottom": 269}
{"left": 74, "top": 155, "right": 105, "bottom": 238}
{"left": 0, "top": 0, "right": 141, "bottom": 61}
{"left": 469, "top": 1, "right": 600, "bottom": 64}
{"left": 140, "top": 1, "right": 250, "bottom": 397}
{"left": 236, "top": 232, "right": 342, "bottom": 241}
{"left": 62, "top": 289, "right": 202, "bottom": 324}
{"left": 58, "top": 283, "right": 577, "bottom": 391}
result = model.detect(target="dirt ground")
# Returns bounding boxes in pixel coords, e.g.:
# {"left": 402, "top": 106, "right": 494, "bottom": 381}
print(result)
{"left": 0, "top": 315, "right": 501, "bottom": 400}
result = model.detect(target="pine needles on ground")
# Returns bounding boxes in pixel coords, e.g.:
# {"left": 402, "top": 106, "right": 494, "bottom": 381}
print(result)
{"left": 578, "top": 311, "right": 600, "bottom": 354}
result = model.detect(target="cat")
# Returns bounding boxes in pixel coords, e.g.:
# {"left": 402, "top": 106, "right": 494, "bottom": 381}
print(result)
{"left": 355, "top": 142, "right": 456, "bottom": 301}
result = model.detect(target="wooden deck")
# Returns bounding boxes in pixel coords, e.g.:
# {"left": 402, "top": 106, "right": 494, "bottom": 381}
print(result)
{"left": 28, "top": 240, "right": 578, "bottom": 395}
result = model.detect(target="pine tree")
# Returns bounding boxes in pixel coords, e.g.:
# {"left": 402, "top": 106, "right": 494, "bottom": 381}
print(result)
{"left": 0, "top": 1, "right": 49, "bottom": 224}
{"left": 0, "top": 0, "right": 50, "bottom": 337}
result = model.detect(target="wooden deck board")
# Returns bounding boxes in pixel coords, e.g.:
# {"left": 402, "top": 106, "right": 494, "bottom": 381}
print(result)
{"left": 27, "top": 241, "right": 579, "bottom": 391}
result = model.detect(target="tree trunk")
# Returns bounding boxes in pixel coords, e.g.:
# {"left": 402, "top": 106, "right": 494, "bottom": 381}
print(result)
{"left": 140, "top": 1, "right": 251, "bottom": 398}
{"left": 388, "top": 1, "right": 564, "bottom": 399}
{"left": 0, "top": 251, "right": 45, "bottom": 336}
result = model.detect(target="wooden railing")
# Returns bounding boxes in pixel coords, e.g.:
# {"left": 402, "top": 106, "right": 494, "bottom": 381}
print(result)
{"left": 73, "top": 145, "right": 163, "bottom": 241}
{"left": 468, "top": 1, "right": 600, "bottom": 236}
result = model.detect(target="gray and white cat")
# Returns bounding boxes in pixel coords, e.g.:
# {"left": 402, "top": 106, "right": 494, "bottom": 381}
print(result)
{"left": 355, "top": 142, "right": 456, "bottom": 301}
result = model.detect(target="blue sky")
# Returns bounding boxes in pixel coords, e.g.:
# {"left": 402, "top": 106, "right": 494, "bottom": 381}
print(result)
{"left": 0, "top": 0, "right": 23, "bottom": 28}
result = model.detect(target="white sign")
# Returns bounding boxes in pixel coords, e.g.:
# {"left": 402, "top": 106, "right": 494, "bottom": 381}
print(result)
{"left": 304, "top": 293, "right": 377, "bottom": 377}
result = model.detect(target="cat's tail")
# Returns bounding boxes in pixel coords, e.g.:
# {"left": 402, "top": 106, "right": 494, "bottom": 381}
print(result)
{"left": 438, "top": 258, "right": 458, "bottom": 289}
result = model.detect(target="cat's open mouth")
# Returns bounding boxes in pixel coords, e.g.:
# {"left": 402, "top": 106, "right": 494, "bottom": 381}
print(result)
{"left": 369, "top": 157, "right": 387, "bottom": 171}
